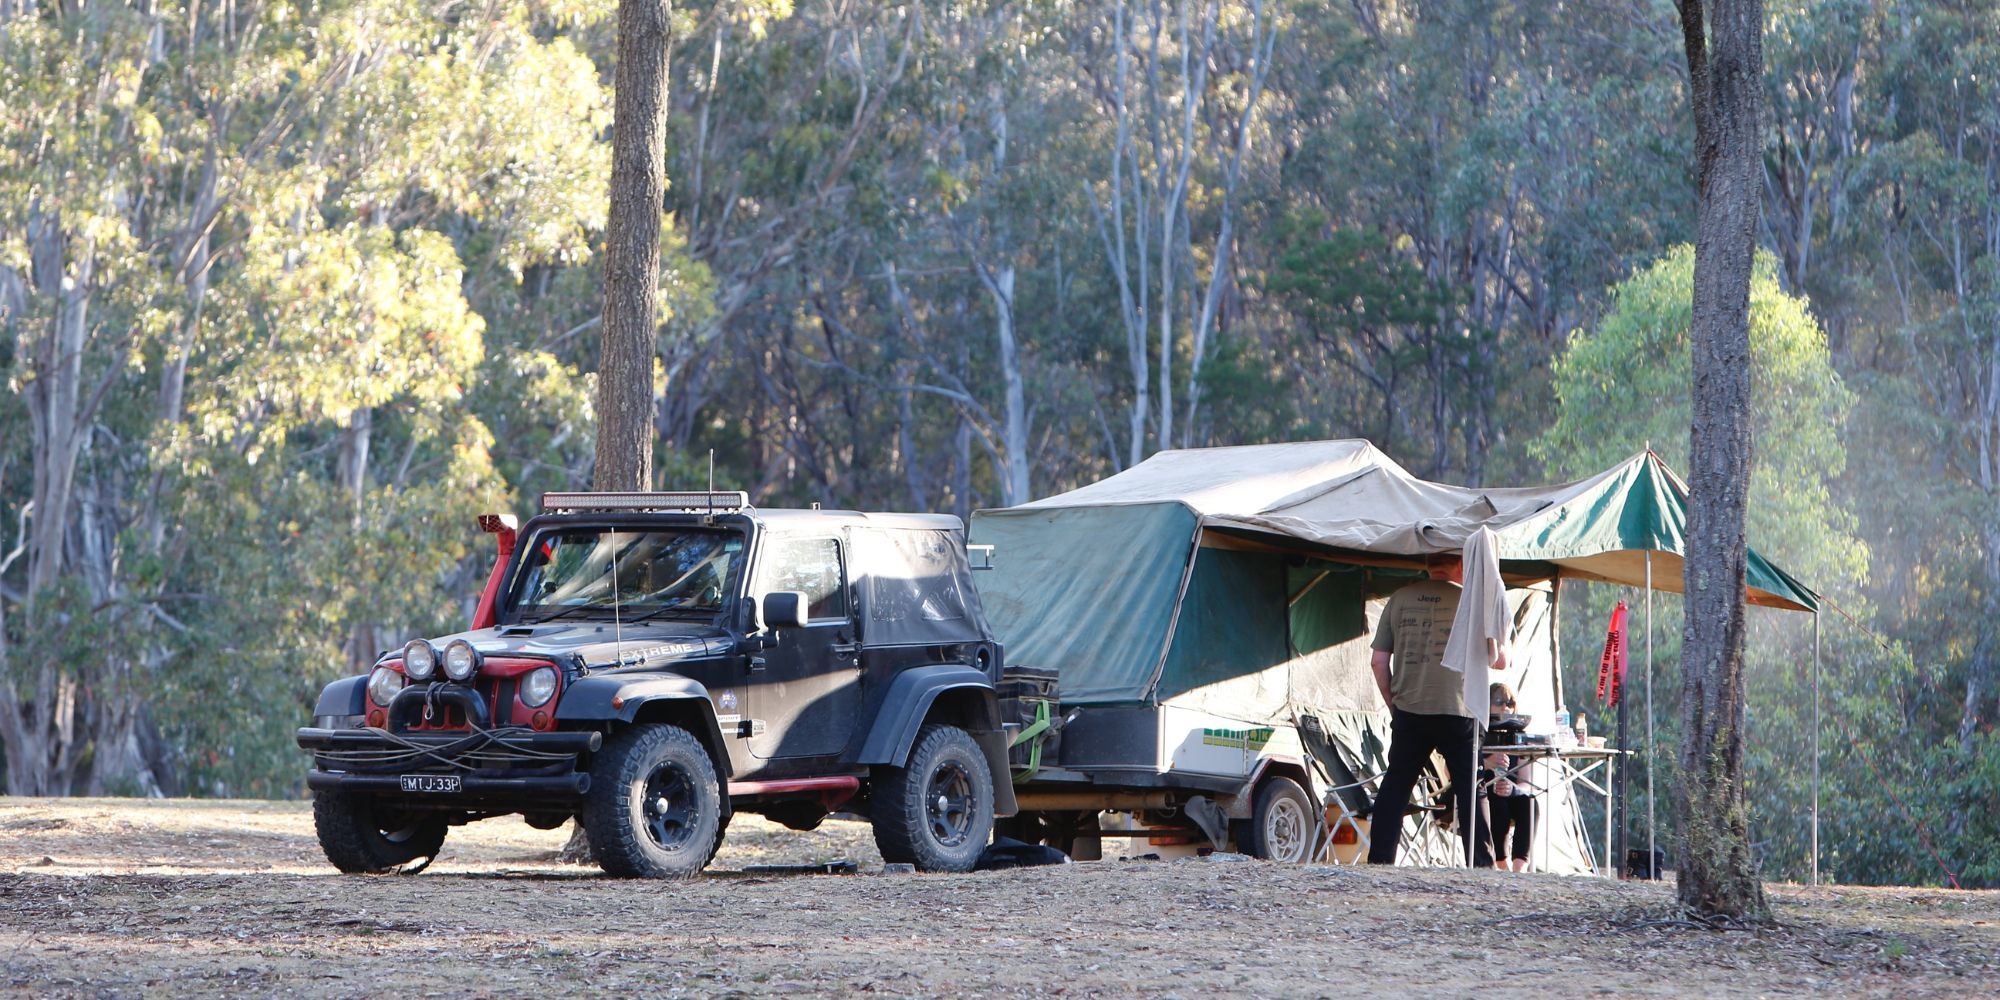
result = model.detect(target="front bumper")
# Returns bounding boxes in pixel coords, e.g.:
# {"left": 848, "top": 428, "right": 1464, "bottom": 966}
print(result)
{"left": 297, "top": 726, "right": 601, "bottom": 802}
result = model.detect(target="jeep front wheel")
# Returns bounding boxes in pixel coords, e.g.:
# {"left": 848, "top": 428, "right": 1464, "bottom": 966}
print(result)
{"left": 582, "top": 723, "right": 723, "bottom": 879}
{"left": 312, "top": 788, "right": 448, "bottom": 873}
{"left": 871, "top": 724, "right": 994, "bottom": 872}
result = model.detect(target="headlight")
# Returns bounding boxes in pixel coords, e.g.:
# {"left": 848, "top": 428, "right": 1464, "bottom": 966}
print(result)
{"left": 443, "top": 640, "right": 480, "bottom": 682}
{"left": 367, "top": 667, "right": 404, "bottom": 708}
{"left": 403, "top": 639, "right": 437, "bottom": 681}
{"left": 521, "top": 666, "right": 559, "bottom": 708}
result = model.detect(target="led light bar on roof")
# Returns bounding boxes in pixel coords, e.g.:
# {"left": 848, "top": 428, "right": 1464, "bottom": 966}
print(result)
{"left": 540, "top": 491, "right": 751, "bottom": 513}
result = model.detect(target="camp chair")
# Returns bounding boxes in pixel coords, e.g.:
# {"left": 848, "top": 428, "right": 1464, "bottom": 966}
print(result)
{"left": 1393, "top": 762, "right": 1462, "bottom": 866}
{"left": 1307, "top": 764, "right": 1458, "bottom": 865}
{"left": 1297, "top": 713, "right": 1456, "bottom": 865}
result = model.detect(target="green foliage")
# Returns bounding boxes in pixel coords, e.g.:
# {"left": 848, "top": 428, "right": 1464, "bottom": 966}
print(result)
{"left": 1538, "top": 245, "right": 1876, "bottom": 883}
{"left": 1539, "top": 244, "right": 1864, "bottom": 587}
{"left": 0, "top": 0, "right": 1992, "bottom": 889}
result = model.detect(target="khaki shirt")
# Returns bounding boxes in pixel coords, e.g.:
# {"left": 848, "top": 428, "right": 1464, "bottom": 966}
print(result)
{"left": 1371, "top": 580, "right": 1470, "bottom": 718}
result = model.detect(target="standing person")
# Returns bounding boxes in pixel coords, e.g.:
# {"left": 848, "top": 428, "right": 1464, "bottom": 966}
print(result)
{"left": 1366, "top": 552, "right": 1506, "bottom": 866}
{"left": 1486, "top": 682, "right": 1537, "bottom": 872}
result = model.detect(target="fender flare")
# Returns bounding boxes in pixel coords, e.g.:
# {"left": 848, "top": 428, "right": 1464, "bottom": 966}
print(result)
{"left": 858, "top": 664, "right": 1016, "bottom": 817}
{"left": 313, "top": 675, "right": 369, "bottom": 719}
{"left": 557, "top": 673, "right": 732, "bottom": 778}
{"left": 856, "top": 665, "right": 998, "bottom": 766}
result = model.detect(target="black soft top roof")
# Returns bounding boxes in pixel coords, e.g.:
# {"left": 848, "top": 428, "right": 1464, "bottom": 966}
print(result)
{"left": 750, "top": 508, "right": 965, "bottom": 532}
{"left": 521, "top": 507, "right": 991, "bottom": 646}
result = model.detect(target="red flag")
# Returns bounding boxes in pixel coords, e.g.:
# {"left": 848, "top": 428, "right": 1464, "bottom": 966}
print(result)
{"left": 1597, "top": 601, "right": 1629, "bottom": 706}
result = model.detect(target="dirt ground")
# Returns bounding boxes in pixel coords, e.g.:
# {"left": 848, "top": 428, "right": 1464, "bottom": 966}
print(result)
{"left": 2, "top": 798, "right": 1996, "bottom": 998}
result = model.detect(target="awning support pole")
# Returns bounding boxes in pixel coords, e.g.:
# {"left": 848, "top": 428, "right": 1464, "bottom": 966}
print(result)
{"left": 1812, "top": 609, "right": 1822, "bottom": 885}
{"left": 1645, "top": 549, "right": 1656, "bottom": 879}
{"left": 1614, "top": 583, "right": 1629, "bottom": 874}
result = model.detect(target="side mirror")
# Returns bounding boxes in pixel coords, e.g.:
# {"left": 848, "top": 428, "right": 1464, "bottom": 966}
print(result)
{"left": 762, "top": 591, "right": 809, "bottom": 630}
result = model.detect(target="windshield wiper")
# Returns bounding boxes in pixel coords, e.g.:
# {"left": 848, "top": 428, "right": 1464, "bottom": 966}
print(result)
{"left": 526, "top": 603, "right": 611, "bottom": 625}
{"left": 621, "top": 604, "right": 714, "bottom": 626}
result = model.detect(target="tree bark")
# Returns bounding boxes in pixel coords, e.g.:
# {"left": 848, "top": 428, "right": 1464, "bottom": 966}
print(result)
{"left": 990, "top": 265, "right": 1030, "bottom": 506}
{"left": 1673, "top": 0, "right": 1769, "bottom": 923}
{"left": 567, "top": 0, "right": 674, "bottom": 863}
{"left": 595, "top": 0, "right": 674, "bottom": 493}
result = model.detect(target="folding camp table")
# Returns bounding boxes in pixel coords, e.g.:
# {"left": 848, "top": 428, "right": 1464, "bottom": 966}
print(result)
{"left": 1481, "top": 744, "right": 1625, "bottom": 876}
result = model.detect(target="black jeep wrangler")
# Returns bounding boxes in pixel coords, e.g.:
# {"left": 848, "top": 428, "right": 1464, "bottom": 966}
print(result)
{"left": 297, "top": 491, "right": 1017, "bottom": 877}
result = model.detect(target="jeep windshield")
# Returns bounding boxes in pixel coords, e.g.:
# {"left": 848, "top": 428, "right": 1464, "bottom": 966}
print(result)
{"left": 509, "top": 527, "right": 743, "bottom": 622}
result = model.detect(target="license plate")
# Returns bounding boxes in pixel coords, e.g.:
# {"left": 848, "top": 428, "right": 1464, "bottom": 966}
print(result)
{"left": 400, "top": 774, "right": 461, "bottom": 793}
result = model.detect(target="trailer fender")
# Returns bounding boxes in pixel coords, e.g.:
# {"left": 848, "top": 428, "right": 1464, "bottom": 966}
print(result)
{"left": 556, "top": 674, "right": 733, "bottom": 777}
{"left": 857, "top": 664, "right": 1016, "bottom": 817}
{"left": 1223, "top": 754, "right": 1318, "bottom": 820}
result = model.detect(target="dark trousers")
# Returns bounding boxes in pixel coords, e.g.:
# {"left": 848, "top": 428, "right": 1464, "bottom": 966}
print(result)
{"left": 1489, "top": 794, "right": 1534, "bottom": 861}
{"left": 1367, "top": 709, "right": 1494, "bottom": 866}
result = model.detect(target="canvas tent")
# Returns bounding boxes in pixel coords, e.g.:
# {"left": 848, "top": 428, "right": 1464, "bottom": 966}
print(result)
{"left": 970, "top": 439, "right": 1816, "bottom": 873}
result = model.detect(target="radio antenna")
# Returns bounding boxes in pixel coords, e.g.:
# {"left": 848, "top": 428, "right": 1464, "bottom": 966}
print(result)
{"left": 708, "top": 449, "right": 716, "bottom": 518}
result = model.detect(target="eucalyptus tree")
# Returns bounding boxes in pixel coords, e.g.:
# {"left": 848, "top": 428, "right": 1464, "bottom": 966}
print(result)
{"left": 0, "top": 0, "right": 612, "bottom": 795}
{"left": 1672, "top": 0, "right": 1769, "bottom": 921}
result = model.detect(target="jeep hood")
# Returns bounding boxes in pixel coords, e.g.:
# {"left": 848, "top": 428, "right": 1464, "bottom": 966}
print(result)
{"left": 411, "top": 620, "right": 735, "bottom": 671}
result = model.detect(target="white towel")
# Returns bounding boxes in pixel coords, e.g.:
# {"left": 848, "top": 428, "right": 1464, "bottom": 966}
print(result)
{"left": 1441, "top": 525, "right": 1509, "bottom": 715}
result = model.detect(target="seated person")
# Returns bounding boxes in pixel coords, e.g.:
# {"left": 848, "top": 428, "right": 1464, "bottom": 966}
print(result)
{"left": 1485, "top": 682, "right": 1537, "bottom": 872}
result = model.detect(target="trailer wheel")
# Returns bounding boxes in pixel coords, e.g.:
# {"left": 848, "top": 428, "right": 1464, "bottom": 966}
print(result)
{"left": 1243, "top": 777, "right": 1317, "bottom": 863}
{"left": 871, "top": 724, "right": 994, "bottom": 872}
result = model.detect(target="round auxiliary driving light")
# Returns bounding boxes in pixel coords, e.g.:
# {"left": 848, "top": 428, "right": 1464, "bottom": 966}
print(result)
{"left": 367, "top": 666, "right": 404, "bottom": 708}
{"left": 443, "top": 640, "right": 481, "bottom": 682}
{"left": 403, "top": 639, "right": 438, "bottom": 681}
{"left": 521, "top": 666, "right": 559, "bottom": 708}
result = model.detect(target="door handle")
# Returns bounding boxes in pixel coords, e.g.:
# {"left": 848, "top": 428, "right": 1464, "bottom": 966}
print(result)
{"left": 830, "top": 642, "right": 860, "bottom": 655}
{"left": 748, "top": 655, "right": 768, "bottom": 673}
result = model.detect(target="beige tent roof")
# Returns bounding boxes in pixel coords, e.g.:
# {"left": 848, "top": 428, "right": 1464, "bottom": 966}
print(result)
{"left": 1014, "top": 440, "right": 1816, "bottom": 612}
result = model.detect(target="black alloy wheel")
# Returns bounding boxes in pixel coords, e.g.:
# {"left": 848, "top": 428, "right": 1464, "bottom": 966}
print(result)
{"left": 641, "top": 761, "right": 698, "bottom": 851}
{"left": 871, "top": 723, "right": 994, "bottom": 872}
{"left": 926, "top": 757, "right": 977, "bottom": 849}
{"left": 583, "top": 723, "right": 723, "bottom": 878}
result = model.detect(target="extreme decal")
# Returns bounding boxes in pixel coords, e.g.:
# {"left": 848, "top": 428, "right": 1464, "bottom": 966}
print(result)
{"left": 608, "top": 638, "right": 731, "bottom": 667}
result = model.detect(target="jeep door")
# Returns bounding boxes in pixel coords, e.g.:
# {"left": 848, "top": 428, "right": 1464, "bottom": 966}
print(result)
{"left": 747, "top": 534, "right": 860, "bottom": 759}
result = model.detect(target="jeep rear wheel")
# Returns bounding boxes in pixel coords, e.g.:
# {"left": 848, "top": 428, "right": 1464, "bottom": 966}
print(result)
{"left": 871, "top": 724, "right": 994, "bottom": 872}
{"left": 582, "top": 723, "right": 723, "bottom": 879}
{"left": 312, "top": 788, "right": 448, "bottom": 873}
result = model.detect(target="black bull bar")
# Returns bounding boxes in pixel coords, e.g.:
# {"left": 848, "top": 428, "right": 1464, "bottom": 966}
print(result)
{"left": 297, "top": 726, "right": 602, "bottom": 798}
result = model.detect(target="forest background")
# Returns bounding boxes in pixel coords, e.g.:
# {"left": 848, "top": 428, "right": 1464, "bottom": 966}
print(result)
{"left": 3, "top": 0, "right": 1996, "bottom": 888}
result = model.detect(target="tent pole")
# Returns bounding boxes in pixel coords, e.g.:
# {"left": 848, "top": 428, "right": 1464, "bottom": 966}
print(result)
{"left": 1614, "top": 583, "right": 1629, "bottom": 874}
{"left": 1812, "top": 610, "right": 1822, "bottom": 886}
{"left": 1471, "top": 712, "right": 1481, "bottom": 870}
{"left": 1645, "top": 549, "right": 1656, "bottom": 879}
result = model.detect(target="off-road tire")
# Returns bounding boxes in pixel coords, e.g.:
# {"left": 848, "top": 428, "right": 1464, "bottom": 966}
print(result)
{"left": 870, "top": 724, "right": 994, "bottom": 872}
{"left": 582, "top": 723, "right": 723, "bottom": 879}
{"left": 1242, "top": 776, "right": 1318, "bottom": 863}
{"left": 312, "top": 788, "right": 448, "bottom": 873}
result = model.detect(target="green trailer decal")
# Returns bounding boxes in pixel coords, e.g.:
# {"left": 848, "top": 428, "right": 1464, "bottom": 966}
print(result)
{"left": 1201, "top": 727, "right": 1275, "bottom": 750}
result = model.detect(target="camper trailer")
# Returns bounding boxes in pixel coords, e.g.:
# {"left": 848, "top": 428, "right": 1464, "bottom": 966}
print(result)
{"left": 973, "top": 440, "right": 1816, "bottom": 870}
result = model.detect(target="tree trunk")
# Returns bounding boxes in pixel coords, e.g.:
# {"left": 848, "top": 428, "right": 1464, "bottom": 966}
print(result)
{"left": 990, "top": 265, "right": 1030, "bottom": 506}
{"left": 567, "top": 0, "right": 674, "bottom": 863}
{"left": 595, "top": 0, "right": 674, "bottom": 493}
{"left": 1673, "top": 0, "right": 1769, "bottom": 923}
